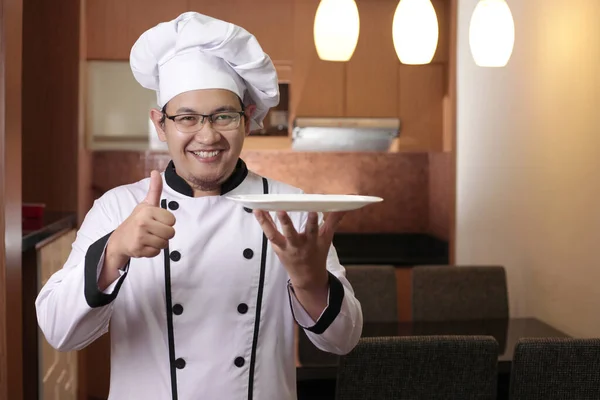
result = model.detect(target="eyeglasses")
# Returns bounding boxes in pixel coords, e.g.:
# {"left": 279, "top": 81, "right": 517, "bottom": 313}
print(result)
{"left": 164, "top": 111, "right": 245, "bottom": 133}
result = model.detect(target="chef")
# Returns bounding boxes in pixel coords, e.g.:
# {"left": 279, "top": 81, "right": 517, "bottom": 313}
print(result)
{"left": 35, "top": 11, "right": 363, "bottom": 400}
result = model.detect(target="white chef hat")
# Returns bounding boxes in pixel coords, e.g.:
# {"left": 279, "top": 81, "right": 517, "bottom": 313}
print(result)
{"left": 130, "top": 11, "right": 279, "bottom": 131}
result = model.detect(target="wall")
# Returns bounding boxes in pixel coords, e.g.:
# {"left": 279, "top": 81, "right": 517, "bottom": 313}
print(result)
{"left": 21, "top": 0, "right": 80, "bottom": 213}
{"left": 91, "top": 150, "right": 452, "bottom": 236}
{"left": 456, "top": 0, "right": 600, "bottom": 337}
{"left": 0, "top": 0, "right": 23, "bottom": 397}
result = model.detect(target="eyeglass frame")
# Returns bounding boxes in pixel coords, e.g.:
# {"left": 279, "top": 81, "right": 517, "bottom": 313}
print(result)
{"left": 162, "top": 110, "right": 247, "bottom": 133}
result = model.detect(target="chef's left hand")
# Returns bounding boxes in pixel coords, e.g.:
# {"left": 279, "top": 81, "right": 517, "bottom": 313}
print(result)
{"left": 253, "top": 210, "right": 346, "bottom": 290}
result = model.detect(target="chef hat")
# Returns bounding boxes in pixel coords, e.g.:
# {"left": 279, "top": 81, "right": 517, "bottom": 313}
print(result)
{"left": 130, "top": 11, "right": 279, "bottom": 131}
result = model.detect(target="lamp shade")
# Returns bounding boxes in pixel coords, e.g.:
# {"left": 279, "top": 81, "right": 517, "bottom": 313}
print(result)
{"left": 469, "top": 0, "right": 515, "bottom": 67}
{"left": 314, "top": 0, "right": 360, "bottom": 61}
{"left": 392, "top": 0, "right": 439, "bottom": 65}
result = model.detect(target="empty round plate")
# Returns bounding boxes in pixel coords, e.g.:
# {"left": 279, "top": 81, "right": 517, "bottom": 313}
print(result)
{"left": 226, "top": 194, "right": 383, "bottom": 212}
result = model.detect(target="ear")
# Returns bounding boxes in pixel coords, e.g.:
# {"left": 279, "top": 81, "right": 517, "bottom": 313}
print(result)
{"left": 150, "top": 108, "right": 168, "bottom": 142}
{"left": 243, "top": 104, "right": 257, "bottom": 136}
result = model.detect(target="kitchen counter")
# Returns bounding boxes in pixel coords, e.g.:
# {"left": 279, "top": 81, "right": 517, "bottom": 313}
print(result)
{"left": 332, "top": 233, "right": 448, "bottom": 266}
{"left": 22, "top": 211, "right": 77, "bottom": 252}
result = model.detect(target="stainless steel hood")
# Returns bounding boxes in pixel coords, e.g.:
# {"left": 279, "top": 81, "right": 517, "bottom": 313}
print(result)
{"left": 291, "top": 117, "right": 401, "bottom": 152}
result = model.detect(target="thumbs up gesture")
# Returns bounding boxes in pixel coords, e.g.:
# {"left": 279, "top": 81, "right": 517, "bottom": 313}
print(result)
{"left": 106, "top": 170, "right": 176, "bottom": 264}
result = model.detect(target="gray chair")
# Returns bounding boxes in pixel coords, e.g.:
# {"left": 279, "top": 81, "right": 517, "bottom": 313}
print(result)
{"left": 345, "top": 265, "right": 398, "bottom": 322}
{"left": 412, "top": 265, "right": 509, "bottom": 321}
{"left": 335, "top": 335, "right": 499, "bottom": 400}
{"left": 298, "top": 265, "right": 398, "bottom": 366}
{"left": 509, "top": 338, "right": 600, "bottom": 400}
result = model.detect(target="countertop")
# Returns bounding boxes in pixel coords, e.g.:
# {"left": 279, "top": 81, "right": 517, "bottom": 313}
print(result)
{"left": 22, "top": 212, "right": 77, "bottom": 252}
{"left": 332, "top": 233, "right": 449, "bottom": 267}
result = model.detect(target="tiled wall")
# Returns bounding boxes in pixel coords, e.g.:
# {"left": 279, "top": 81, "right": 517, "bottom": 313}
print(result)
{"left": 428, "top": 152, "right": 452, "bottom": 241}
{"left": 92, "top": 151, "right": 451, "bottom": 236}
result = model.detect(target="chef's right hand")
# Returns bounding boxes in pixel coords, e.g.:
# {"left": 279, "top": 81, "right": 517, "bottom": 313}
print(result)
{"left": 108, "top": 170, "right": 176, "bottom": 262}
{"left": 99, "top": 171, "right": 176, "bottom": 290}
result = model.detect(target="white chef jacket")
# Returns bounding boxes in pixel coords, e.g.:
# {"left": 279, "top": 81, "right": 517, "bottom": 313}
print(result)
{"left": 35, "top": 159, "right": 363, "bottom": 400}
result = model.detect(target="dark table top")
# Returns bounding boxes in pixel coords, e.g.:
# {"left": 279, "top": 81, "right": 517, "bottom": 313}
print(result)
{"left": 22, "top": 211, "right": 77, "bottom": 252}
{"left": 297, "top": 317, "right": 570, "bottom": 381}
{"left": 331, "top": 233, "right": 449, "bottom": 266}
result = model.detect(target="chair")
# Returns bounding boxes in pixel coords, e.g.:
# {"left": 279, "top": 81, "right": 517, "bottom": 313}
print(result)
{"left": 412, "top": 265, "right": 509, "bottom": 321}
{"left": 335, "top": 335, "right": 499, "bottom": 400}
{"left": 509, "top": 338, "right": 600, "bottom": 400}
{"left": 297, "top": 265, "right": 398, "bottom": 365}
{"left": 345, "top": 265, "right": 398, "bottom": 322}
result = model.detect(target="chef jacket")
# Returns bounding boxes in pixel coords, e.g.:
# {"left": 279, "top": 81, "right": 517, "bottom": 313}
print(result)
{"left": 35, "top": 159, "right": 364, "bottom": 400}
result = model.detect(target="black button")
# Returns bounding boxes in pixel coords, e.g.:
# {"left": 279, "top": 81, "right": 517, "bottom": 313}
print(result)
{"left": 168, "top": 201, "right": 179, "bottom": 211}
{"left": 234, "top": 357, "right": 245, "bottom": 368}
{"left": 175, "top": 358, "right": 186, "bottom": 369}
{"left": 243, "top": 207, "right": 252, "bottom": 213}
{"left": 237, "top": 303, "right": 248, "bottom": 314}
{"left": 243, "top": 249, "right": 254, "bottom": 259}
{"left": 170, "top": 251, "right": 181, "bottom": 262}
{"left": 173, "top": 304, "right": 183, "bottom": 315}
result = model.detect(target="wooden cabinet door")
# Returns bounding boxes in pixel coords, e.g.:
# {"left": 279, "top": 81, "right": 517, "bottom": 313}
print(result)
{"left": 86, "top": 0, "right": 189, "bottom": 60}
{"left": 398, "top": 64, "right": 444, "bottom": 151}
{"left": 39, "top": 229, "right": 78, "bottom": 400}
{"left": 345, "top": 0, "right": 400, "bottom": 118}
{"left": 188, "top": 0, "right": 293, "bottom": 63}
{"left": 291, "top": 0, "right": 345, "bottom": 118}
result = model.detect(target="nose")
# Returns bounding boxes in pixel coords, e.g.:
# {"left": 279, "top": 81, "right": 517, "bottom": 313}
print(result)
{"left": 193, "top": 122, "right": 222, "bottom": 145}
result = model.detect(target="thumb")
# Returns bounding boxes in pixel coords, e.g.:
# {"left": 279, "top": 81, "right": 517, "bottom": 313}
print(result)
{"left": 143, "top": 170, "right": 163, "bottom": 207}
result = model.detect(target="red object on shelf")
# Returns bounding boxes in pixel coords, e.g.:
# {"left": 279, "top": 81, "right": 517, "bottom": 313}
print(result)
{"left": 22, "top": 203, "right": 46, "bottom": 231}
{"left": 23, "top": 203, "right": 46, "bottom": 219}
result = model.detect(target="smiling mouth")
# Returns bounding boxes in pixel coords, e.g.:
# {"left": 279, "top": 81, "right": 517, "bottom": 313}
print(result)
{"left": 191, "top": 150, "right": 222, "bottom": 159}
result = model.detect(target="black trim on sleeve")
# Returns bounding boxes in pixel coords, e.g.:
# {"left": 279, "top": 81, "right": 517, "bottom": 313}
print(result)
{"left": 84, "top": 231, "right": 129, "bottom": 308}
{"left": 289, "top": 272, "right": 345, "bottom": 335}
{"left": 247, "top": 177, "right": 269, "bottom": 400}
{"left": 161, "top": 198, "right": 179, "bottom": 400}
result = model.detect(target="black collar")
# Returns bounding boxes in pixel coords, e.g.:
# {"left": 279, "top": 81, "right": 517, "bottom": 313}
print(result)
{"left": 164, "top": 158, "right": 249, "bottom": 197}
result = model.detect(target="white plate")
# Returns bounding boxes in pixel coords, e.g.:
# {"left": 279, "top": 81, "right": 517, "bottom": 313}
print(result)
{"left": 226, "top": 194, "right": 383, "bottom": 212}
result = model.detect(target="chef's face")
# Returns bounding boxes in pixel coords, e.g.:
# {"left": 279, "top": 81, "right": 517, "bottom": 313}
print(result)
{"left": 150, "top": 89, "right": 255, "bottom": 196}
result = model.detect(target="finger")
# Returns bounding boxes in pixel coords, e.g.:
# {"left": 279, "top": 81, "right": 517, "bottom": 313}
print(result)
{"left": 146, "top": 220, "right": 176, "bottom": 240}
{"left": 254, "top": 210, "right": 286, "bottom": 248}
{"left": 140, "top": 246, "right": 162, "bottom": 258}
{"left": 305, "top": 212, "right": 319, "bottom": 241}
{"left": 319, "top": 211, "right": 347, "bottom": 239}
{"left": 151, "top": 208, "right": 176, "bottom": 226}
{"left": 277, "top": 211, "right": 300, "bottom": 246}
{"left": 143, "top": 170, "right": 163, "bottom": 207}
{"left": 141, "top": 234, "right": 169, "bottom": 250}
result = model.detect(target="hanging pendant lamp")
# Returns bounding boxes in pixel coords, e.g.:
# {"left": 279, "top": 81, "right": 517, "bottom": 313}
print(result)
{"left": 314, "top": 0, "right": 360, "bottom": 62}
{"left": 392, "top": 0, "right": 439, "bottom": 65}
{"left": 469, "top": 0, "right": 515, "bottom": 67}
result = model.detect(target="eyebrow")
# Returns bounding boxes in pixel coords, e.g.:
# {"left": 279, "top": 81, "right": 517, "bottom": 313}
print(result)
{"left": 175, "top": 105, "right": 241, "bottom": 114}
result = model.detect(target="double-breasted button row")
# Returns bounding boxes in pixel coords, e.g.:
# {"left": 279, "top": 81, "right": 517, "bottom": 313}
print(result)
{"left": 175, "top": 357, "right": 244, "bottom": 370}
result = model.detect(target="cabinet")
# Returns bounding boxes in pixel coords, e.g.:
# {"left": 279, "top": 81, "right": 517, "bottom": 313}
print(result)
{"left": 291, "top": 0, "right": 345, "bottom": 118}
{"left": 85, "top": 0, "right": 451, "bottom": 151}
{"left": 86, "top": 0, "right": 189, "bottom": 60}
{"left": 398, "top": 64, "right": 444, "bottom": 151}
{"left": 188, "top": 0, "right": 293, "bottom": 63}
{"left": 345, "top": 0, "right": 400, "bottom": 118}
{"left": 87, "top": 0, "right": 293, "bottom": 63}
{"left": 39, "top": 229, "right": 79, "bottom": 400}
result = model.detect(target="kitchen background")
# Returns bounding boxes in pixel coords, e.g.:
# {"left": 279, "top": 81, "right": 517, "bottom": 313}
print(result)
{"left": 18, "top": 0, "right": 455, "bottom": 398}
{"left": 9, "top": 0, "right": 598, "bottom": 399}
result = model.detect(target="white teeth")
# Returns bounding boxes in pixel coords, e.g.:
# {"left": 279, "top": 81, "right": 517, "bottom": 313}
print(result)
{"left": 193, "top": 150, "right": 220, "bottom": 158}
